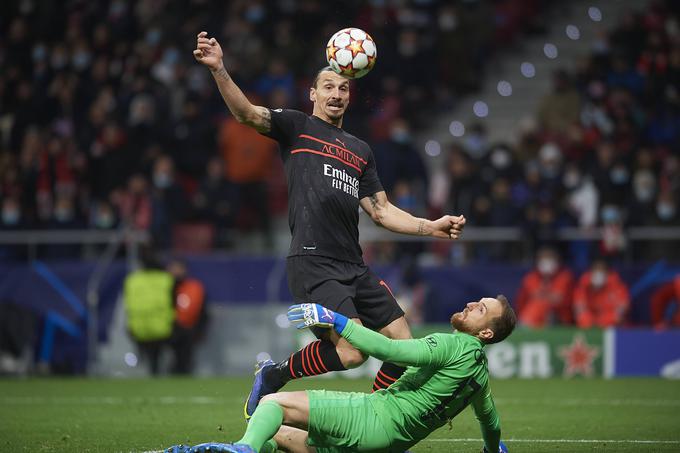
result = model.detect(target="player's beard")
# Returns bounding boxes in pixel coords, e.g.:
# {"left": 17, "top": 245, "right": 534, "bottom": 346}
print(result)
{"left": 450, "top": 310, "right": 475, "bottom": 335}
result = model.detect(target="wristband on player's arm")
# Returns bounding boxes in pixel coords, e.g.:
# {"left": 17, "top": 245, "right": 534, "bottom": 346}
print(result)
{"left": 333, "top": 311, "right": 349, "bottom": 334}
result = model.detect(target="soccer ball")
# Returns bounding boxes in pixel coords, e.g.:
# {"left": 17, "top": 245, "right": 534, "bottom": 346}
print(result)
{"left": 326, "top": 28, "right": 377, "bottom": 79}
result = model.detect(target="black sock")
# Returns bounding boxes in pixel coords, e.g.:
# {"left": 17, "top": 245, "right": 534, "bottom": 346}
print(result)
{"left": 264, "top": 340, "right": 346, "bottom": 390}
{"left": 372, "top": 362, "right": 406, "bottom": 392}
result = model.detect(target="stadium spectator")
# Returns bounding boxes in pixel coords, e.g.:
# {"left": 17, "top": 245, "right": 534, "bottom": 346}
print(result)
{"left": 192, "top": 156, "right": 239, "bottom": 247}
{"left": 0, "top": 197, "right": 28, "bottom": 261}
{"left": 536, "top": 70, "right": 582, "bottom": 137}
{"left": 117, "top": 173, "right": 152, "bottom": 231}
{"left": 516, "top": 247, "right": 575, "bottom": 327}
{"left": 166, "top": 259, "right": 208, "bottom": 375}
{"left": 167, "top": 296, "right": 515, "bottom": 453}
{"left": 650, "top": 275, "right": 680, "bottom": 329}
{"left": 149, "top": 155, "right": 188, "bottom": 248}
{"left": 573, "top": 259, "right": 630, "bottom": 328}
{"left": 217, "top": 108, "right": 276, "bottom": 248}
{"left": 123, "top": 247, "right": 175, "bottom": 375}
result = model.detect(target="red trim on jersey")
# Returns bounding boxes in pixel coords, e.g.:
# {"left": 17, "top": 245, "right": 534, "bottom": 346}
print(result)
{"left": 379, "top": 280, "right": 396, "bottom": 300}
{"left": 291, "top": 148, "right": 362, "bottom": 173}
{"left": 298, "top": 134, "right": 367, "bottom": 164}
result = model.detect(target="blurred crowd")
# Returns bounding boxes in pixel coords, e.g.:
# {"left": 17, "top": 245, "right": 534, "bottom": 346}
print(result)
{"left": 424, "top": 1, "right": 680, "bottom": 265}
{"left": 0, "top": 0, "right": 678, "bottom": 264}
{"left": 0, "top": 0, "right": 550, "bottom": 256}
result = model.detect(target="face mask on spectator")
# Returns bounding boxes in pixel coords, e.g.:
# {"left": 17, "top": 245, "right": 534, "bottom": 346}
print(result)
{"left": 95, "top": 212, "right": 115, "bottom": 229}
{"left": 490, "top": 149, "right": 511, "bottom": 170}
{"left": 537, "top": 258, "right": 558, "bottom": 276}
{"left": 601, "top": 205, "right": 621, "bottom": 224}
{"left": 563, "top": 169, "right": 581, "bottom": 189}
{"left": 464, "top": 133, "right": 487, "bottom": 159}
{"left": 72, "top": 50, "right": 92, "bottom": 70}
{"left": 153, "top": 172, "right": 172, "bottom": 189}
{"left": 54, "top": 208, "right": 74, "bottom": 222}
{"left": 634, "top": 187, "right": 654, "bottom": 202}
{"left": 439, "top": 12, "right": 458, "bottom": 31}
{"left": 590, "top": 270, "right": 607, "bottom": 288}
{"left": 657, "top": 202, "right": 676, "bottom": 220}
{"left": 2, "top": 209, "right": 20, "bottom": 225}
{"left": 32, "top": 44, "right": 47, "bottom": 62}
{"left": 390, "top": 128, "right": 410, "bottom": 144}
{"left": 245, "top": 4, "right": 265, "bottom": 23}
{"left": 610, "top": 166, "right": 629, "bottom": 184}
{"left": 146, "top": 29, "right": 162, "bottom": 46}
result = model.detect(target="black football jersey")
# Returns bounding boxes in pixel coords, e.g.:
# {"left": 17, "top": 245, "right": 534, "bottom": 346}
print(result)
{"left": 263, "top": 109, "right": 383, "bottom": 263}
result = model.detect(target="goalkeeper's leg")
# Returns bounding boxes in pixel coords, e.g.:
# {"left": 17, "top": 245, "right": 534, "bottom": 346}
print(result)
{"left": 245, "top": 313, "right": 366, "bottom": 419}
{"left": 239, "top": 392, "right": 311, "bottom": 452}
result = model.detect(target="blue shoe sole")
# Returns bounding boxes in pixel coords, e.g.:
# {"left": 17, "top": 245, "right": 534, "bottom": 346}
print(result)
{"left": 165, "top": 445, "right": 191, "bottom": 453}
{"left": 190, "top": 443, "right": 255, "bottom": 453}
{"left": 243, "top": 359, "right": 275, "bottom": 420}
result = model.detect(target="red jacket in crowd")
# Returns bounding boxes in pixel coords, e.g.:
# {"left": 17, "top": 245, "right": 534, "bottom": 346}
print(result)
{"left": 516, "top": 268, "right": 575, "bottom": 327}
{"left": 650, "top": 276, "right": 680, "bottom": 328}
{"left": 574, "top": 270, "right": 630, "bottom": 328}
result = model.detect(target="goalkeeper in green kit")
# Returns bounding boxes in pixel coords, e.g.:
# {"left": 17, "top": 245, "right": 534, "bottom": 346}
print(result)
{"left": 167, "top": 296, "right": 516, "bottom": 453}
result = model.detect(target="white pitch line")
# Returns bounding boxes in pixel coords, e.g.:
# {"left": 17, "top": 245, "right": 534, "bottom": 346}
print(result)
{"left": 494, "top": 397, "right": 680, "bottom": 407}
{"left": 0, "top": 396, "right": 240, "bottom": 405}
{"left": 424, "top": 438, "right": 680, "bottom": 444}
{"left": 139, "top": 438, "right": 680, "bottom": 452}
{"left": 4, "top": 395, "right": 680, "bottom": 407}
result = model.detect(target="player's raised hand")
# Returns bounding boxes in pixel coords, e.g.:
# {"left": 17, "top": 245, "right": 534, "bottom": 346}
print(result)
{"left": 193, "top": 31, "right": 224, "bottom": 71}
{"left": 287, "top": 303, "right": 349, "bottom": 333}
{"left": 430, "top": 215, "right": 466, "bottom": 240}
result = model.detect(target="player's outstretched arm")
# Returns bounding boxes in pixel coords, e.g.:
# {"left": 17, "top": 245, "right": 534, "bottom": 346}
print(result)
{"left": 359, "top": 191, "right": 466, "bottom": 239}
{"left": 472, "top": 389, "right": 503, "bottom": 453}
{"left": 193, "top": 31, "right": 271, "bottom": 133}
{"left": 287, "top": 303, "right": 450, "bottom": 367}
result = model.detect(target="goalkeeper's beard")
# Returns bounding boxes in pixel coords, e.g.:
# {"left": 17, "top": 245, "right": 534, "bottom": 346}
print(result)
{"left": 450, "top": 311, "right": 476, "bottom": 335}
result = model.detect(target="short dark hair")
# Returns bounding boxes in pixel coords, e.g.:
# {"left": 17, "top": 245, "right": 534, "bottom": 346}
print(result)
{"left": 312, "top": 66, "right": 337, "bottom": 88}
{"left": 485, "top": 294, "right": 516, "bottom": 345}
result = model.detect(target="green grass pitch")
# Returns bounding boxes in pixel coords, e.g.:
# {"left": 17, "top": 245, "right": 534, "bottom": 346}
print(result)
{"left": 1, "top": 377, "right": 679, "bottom": 452}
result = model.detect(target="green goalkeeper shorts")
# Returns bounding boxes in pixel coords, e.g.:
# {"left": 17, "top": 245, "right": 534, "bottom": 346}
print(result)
{"left": 306, "top": 389, "right": 393, "bottom": 452}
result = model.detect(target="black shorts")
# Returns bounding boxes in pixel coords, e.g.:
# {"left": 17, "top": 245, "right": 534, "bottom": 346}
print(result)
{"left": 286, "top": 255, "right": 404, "bottom": 333}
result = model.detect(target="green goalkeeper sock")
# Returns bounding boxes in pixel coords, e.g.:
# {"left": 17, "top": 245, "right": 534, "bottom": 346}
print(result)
{"left": 237, "top": 401, "right": 283, "bottom": 450}
{"left": 259, "top": 439, "right": 278, "bottom": 453}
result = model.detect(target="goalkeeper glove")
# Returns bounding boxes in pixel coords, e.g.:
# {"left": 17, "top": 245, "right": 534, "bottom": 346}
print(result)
{"left": 287, "top": 303, "right": 349, "bottom": 334}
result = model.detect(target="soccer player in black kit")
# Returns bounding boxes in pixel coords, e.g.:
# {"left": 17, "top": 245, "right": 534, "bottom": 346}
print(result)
{"left": 193, "top": 31, "right": 467, "bottom": 419}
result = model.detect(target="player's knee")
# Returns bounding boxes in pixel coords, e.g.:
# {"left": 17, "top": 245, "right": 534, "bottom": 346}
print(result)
{"left": 380, "top": 316, "right": 413, "bottom": 340}
{"left": 337, "top": 346, "right": 367, "bottom": 368}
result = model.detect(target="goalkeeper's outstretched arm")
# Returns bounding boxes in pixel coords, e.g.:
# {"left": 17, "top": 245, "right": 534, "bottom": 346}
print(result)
{"left": 193, "top": 31, "right": 271, "bottom": 133}
{"left": 288, "top": 304, "right": 453, "bottom": 367}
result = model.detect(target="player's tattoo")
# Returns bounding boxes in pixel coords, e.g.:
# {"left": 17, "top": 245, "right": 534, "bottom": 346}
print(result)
{"left": 211, "top": 66, "right": 230, "bottom": 81}
{"left": 259, "top": 108, "right": 271, "bottom": 130}
{"left": 369, "top": 194, "right": 379, "bottom": 211}
{"left": 417, "top": 220, "right": 425, "bottom": 236}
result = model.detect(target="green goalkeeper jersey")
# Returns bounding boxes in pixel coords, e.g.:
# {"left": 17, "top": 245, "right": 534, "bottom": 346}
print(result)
{"left": 340, "top": 321, "right": 501, "bottom": 452}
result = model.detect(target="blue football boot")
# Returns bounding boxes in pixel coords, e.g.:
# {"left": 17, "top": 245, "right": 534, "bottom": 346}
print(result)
{"left": 164, "top": 444, "right": 192, "bottom": 453}
{"left": 243, "top": 359, "right": 276, "bottom": 420}
{"left": 190, "top": 443, "right": 256, "bottom": 453}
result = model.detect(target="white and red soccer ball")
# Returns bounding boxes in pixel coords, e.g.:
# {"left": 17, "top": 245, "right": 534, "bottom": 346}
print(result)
{"left": 326, "top": 28, "right": 377, "bottom": 79}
